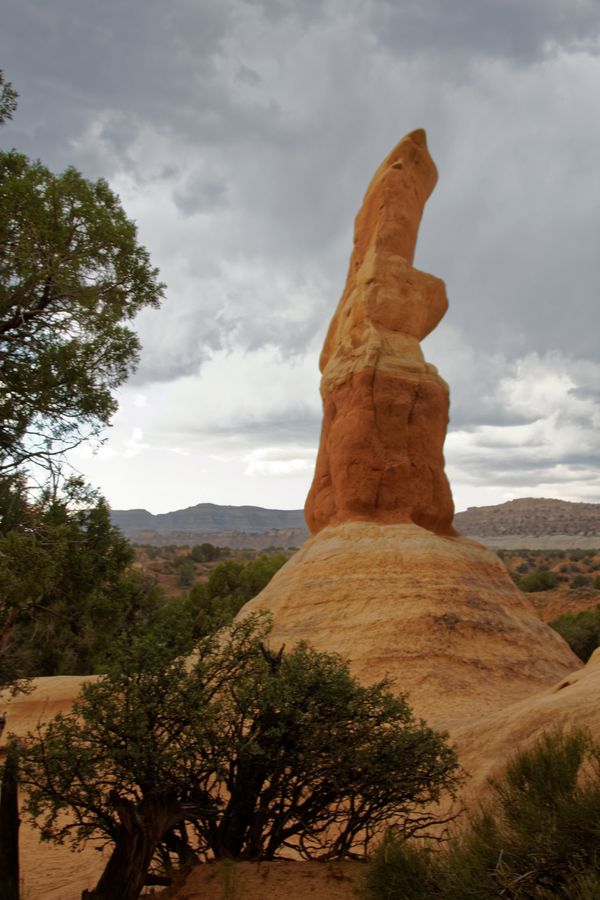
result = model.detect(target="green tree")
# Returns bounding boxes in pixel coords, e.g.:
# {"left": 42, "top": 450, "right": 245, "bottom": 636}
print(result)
{"left": 517, "top": 570, "right": 557, "bottom": 593}
{"left": 21, "top": 615, "right": 460, "bottom": 900}
{"left": 173, "top": 556, "right": 196, "bottom": 588}
{"left": 0, "top": 151, "right": 164, "bottom": 473}
{"left": 0, "top": 71, "right": 18, "bottom": 127}
{"left": 361, "top": 729, "right": 600, "bottom": 900}
{"left": 550, "top": 605, "right": 600, "bottom": 663}
{"left": 190, "top": 542, "right": 221, "bottom": 563}
{"left": 0, "top": 476, "right": 172, "bottom": 681}
{"left": 187, "top": 554, "right": 287, "bottom": 636}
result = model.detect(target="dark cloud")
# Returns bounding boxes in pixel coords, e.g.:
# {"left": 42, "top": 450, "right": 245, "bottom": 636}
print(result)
{"left": 173, "top": 175, "right": 228, "bottom": 216}
{"left": 368, "top": 0, "right": 600, "bottom": 64}
{"left": 1, "top": 0, "right": 599, "bottom": 507}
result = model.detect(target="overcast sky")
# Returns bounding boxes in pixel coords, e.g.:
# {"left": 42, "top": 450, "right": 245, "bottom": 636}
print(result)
{"left": 2, "top": 0, "right": 599, "bottom": 514}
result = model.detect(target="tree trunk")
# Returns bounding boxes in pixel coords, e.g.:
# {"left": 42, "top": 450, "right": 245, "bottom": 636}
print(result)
{"left": 83, "top": 791, "right": 184, "bottom": 900}
{"left": 0, "top": 740, "right": 20, "bottom": 900}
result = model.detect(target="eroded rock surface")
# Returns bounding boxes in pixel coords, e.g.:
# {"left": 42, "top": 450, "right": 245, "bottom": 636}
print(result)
{"left": 240, "top": 522, "right": 579, "bottom": 726}
{"left": 244, "top": 130, "right": 580, "bottom": 727}
{"left": 305, "top": 129, "right": 455, "bottom": 536}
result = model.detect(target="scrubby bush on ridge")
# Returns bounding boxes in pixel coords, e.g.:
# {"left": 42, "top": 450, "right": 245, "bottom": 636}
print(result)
{"left": 550, "top": 605, "right": 600, "bottom": 663}
{"left": 361, "top": 729, "right": 600, "bottom": 899}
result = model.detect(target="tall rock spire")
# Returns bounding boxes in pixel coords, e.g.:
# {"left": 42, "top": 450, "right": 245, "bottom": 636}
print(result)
{"left": 240, "top": 131, "right": 579, "bottom": 728}
{"left": 305, "top": 129, "right": 455, "bottom": 535}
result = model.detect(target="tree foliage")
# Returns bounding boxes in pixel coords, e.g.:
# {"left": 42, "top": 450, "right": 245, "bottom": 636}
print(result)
{"left": 0, "top": 150, "right": 164, "bottom": 472}
{"left": 187, "top": 553, "right": 287, "bottom": 636}
{"left": 550, "top": 605, "right": 600, "bottom": 663}
{"left": 0, "top": 71, "right": 18, "bottom": 127}
{"left": 21, "top": 615, "right": 460, "bottom": 899}
{"left": 361, "top": 729, "right": 600, "bottom": 899}
{"left": 0, "top": 475, "right": 171, "bottom": 684}
{"left": 189, "top": 542, "right": 222, "bottom": 563}
{"left": 517, "top": 569, "right": 557, "bottom": 593}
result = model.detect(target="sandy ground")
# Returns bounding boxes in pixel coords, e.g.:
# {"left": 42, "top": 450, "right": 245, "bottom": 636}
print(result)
{"left": 157, "top": 860, "right": 364, "bottom": 900}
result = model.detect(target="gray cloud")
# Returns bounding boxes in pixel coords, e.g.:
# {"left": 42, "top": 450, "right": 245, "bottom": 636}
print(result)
{"left": 1, "top": 0, "right": 599, "bottom": 508}
{"left": 368, "top": 0, "right": 600, "bottom": 64}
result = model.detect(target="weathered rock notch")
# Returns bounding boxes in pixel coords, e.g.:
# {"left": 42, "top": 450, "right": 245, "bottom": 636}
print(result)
{"left": 305, "top": 128, "right": 455, "bottom": 536}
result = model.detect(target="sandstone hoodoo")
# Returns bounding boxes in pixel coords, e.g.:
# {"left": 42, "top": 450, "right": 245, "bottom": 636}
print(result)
{"left": 241, "top": 129, "right": 579, "bottom": 726}
{"left": 305, "top": 129, "right": 455, "bottom": 536}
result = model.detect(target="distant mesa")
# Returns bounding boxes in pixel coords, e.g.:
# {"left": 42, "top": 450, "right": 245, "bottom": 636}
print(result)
{"left": 110, "top": 497, "right": 600, "bottom": 548}
{"left": 110, "top": 503, "right": 307, "bottom": 544}
{"left": 455, "top": 497, "right": 600, "bottom": 538}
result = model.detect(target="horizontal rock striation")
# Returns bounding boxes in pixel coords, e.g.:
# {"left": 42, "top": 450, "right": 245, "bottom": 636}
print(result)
{"left": 240, "top": 522, "right": 578, "bottom": 726}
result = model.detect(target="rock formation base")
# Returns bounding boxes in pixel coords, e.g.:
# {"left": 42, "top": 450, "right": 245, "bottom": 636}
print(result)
{"left": 241, "top": 523, "right": 579, "bottom": 726}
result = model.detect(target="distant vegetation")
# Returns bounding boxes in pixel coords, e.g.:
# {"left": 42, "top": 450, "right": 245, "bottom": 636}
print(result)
{"left": 186, "top": 553, "right": 287, "bottom": 636}
{"left": 550, "top": 606, "right": 600, "bottom": 663}
{"left": 361, "top": 729, "right": 600, "bottom": 899}
{"left": 517, "top": 569, "right": 558, "bottom": 592}
{"left": 498, "top": 548, "right": 600, "bottom": 593}
{"left": 497, "top": 549, "right": 600, "bottom": 661}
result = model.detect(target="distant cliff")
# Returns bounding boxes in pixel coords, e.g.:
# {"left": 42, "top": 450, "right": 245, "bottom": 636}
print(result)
{"left": 454, "top": 498, "right": 600, "bottom": 537}
{"left": 110, "top": 497, "right": 600, "bottom": 547}
{"left": 110, "top": 503, "right": 307, "bottom": 538}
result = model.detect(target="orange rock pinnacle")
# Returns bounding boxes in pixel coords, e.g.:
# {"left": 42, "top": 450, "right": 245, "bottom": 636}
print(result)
{"left": 305, "top": 129, "right": 456, "bottom": 535}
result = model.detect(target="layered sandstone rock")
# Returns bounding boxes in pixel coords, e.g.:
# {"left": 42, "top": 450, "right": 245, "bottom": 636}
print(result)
{"left": 305, "top": 129, "right": 455, "bottom": 536}
{"left": 453, "top": 647, "right": 600, "bottom": 806}
{"left": 240, "top": 523, "right": 578, "bottom": 726}
{"left": 242, "top": 129, "right": 580, "bottom": 725}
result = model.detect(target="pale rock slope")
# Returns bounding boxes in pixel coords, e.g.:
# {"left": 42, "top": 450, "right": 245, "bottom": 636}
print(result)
{"left": 453, "top": 648, "right": 600, "bottom": 805}
{"left": 241, "top": 522, "right": 577, "bottom": 726}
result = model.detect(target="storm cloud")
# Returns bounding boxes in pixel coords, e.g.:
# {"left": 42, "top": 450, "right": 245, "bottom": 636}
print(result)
{"left": 1, "top": 0, "right": 598, "bottom": 511}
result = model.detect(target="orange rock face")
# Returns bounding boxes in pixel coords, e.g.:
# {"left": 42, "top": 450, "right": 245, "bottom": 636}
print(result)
{"left": 305, "top": 129, "right": 455, "bottom": 536}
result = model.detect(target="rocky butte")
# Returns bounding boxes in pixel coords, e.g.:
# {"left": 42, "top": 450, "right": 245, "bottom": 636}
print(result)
{"left": 241, "top": 129, "right": 581, "bottom": 727}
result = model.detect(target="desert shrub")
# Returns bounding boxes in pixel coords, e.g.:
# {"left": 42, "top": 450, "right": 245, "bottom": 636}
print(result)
{"left": 570, "top": 550, "right": 588, "bottom": 562}
{"left": 550, "top": 605, "right": 600, "bottom": 662}
{"left": 190, "top": 542, "right": 221, "bottom": 563}
{"left": 22, "top": 615, "right": 460, "bottom": 900}
{"left": 517, "top": 570, "right": 558, "bottom": 592}
{"left": 572, "top": 574, "right": 591, "bottom": 589}
{"left": 173, "top": 556, "right": 196, "bottom": 587}
{"left": 144, "top": 545, "right": 160, "bottom": 560}
{"left": 361, "top": 729, "right": 600, "bottom": 900}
